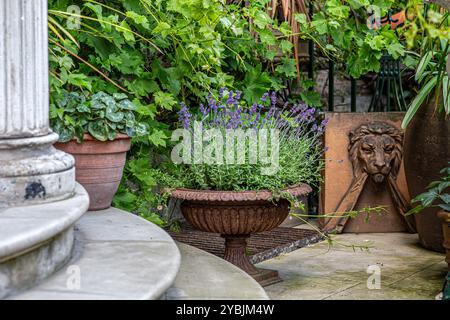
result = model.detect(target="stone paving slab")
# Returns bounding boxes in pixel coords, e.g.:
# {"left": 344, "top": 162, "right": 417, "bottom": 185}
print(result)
{"left": 258, "top": 232, "right": 447, "bottom": 300}
{"left": 165, "top": 243, "right": 269, "bottom": 300}
{"left": 11, "top": 208, "right": 181, "bottom": 300}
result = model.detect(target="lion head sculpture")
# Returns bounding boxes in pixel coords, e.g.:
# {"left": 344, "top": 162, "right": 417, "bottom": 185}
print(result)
{"left": 348, "top": 122, "right": 403, "bottom": 183}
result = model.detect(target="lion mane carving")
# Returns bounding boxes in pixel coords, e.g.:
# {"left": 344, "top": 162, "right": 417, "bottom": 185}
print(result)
{"left": 349, "top": 122, "right": 404, "bottom": 183}
{"left": 323, "top": 121, "right": 415, "bottom": 233}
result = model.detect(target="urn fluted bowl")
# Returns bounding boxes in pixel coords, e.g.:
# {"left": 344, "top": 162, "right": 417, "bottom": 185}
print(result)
{"left": 171, "top": 184, "right": 312, "bottom": 286}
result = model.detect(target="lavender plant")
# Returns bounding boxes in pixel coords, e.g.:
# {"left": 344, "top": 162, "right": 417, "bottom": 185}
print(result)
{"left": 173, "top": 89, "right": 327, "bottom": 191}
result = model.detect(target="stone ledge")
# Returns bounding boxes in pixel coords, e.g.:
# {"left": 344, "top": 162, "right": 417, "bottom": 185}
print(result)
{"left": 10, "top": 208, "right": 181, "bottom": 300}
{"left": 165, "top": 243, "right": 269, "bottom": 300}
{"left": 0, "top": 184, "right": 89, "bottom": 261}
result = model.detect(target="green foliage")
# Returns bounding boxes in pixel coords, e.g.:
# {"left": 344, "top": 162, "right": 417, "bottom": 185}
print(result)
{"left": 47, "top": 0, "right": 309, "bottom": 226}
{"left": 408, "top": 163, "right": 450, "bottom": 214}
{"left": 50, "top": 91, "right": 147, "bottom": 142}
{"left": 401, "top": 0, "right": 450, "bottom": 128}
{"left": 296, "top": 0, "right": 407, "bottom": 78}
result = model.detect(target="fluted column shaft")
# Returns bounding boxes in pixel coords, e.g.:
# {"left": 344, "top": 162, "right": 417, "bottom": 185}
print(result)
{"left": 0, "top": 0, "right": 49, "bottom": 138}
{"left": 0, "top": 0, "right": 75, "bottom": 207}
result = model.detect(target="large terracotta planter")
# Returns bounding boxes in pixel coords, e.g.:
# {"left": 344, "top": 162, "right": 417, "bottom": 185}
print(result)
{"left": 404, "top": 99, "right": 450, "bottom": 252}
{"left": 171, "top": 184, "right": 312, "bottom": 286}
{"left": 55, "top": 134, "right": 131, "bottom": 211}
{"left": 438, "top": 211, "right": 450, "bottom": 271}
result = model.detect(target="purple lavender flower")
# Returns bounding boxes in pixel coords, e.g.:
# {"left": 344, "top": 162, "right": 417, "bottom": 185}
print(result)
{"left": 226, "top": 90, "right": 234, "bottom": 106}
{"left": 177, "top": 102, "right": 192, "bottom": 129}
{"left": 260, "top": 92, "right": 269, "bottom": 102}
{"left": 218, "top": 87, "right": 225, "bottom": 100}
{"left": 270, "top": 92, "right": 277, "bottom": 107}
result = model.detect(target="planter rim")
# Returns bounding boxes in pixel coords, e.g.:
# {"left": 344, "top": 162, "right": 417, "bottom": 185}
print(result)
{"left": 171, "top": 183, "right": 312, "bottom": 202}
{"left": 54, "top": 133, "right": 131, "bottom": 155}
{"left": 81, "top": 133, "right": 130, "bottom": 141}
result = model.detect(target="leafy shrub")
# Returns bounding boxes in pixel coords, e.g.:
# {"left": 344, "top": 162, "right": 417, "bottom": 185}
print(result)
{"left": 296, "top": 0, "right": 407, "bottom": 78}
{"left": 50, "top": 91, "right": 147, "bottom": 142}
{"left": 47, "top": 0, "right": 314, "bottom": 225}
{"left": 408, "top": 163, "right": 450, "bottom": 214}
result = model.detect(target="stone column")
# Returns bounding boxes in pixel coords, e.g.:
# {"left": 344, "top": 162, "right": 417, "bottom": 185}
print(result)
{"left": 0, "top": 0, "right": 75, "bottom": 207}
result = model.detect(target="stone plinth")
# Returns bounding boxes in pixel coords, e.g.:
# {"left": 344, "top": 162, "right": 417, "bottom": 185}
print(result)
{"left": 0, "top": 0, "right": 75, "bottom": 207}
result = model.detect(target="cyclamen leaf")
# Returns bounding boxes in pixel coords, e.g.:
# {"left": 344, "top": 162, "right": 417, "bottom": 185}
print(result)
{"left": 88, "top": 122, "right": 108, "bottom": 141}
{"left": 106, "top": 110, "right": 124, "bottom": 123}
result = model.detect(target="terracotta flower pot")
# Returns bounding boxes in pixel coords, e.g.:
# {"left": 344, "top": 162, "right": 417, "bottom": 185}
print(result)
{"left": 55, "top": 134, "right": 131, "bottom": 211}
{"left": 438, "top": 211, "right": 450, "bottom": 271}
{"left": 171, "top": 184, "right": 312, "bottom": 286}
{"left": 403, "top": 99, "right": 450, "bottom": 252}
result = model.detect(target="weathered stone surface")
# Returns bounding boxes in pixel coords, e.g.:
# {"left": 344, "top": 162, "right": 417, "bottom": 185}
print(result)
{"left": 0, "top": 184, "right": 88, "bottom": 260}
{"left": 11, "top": 208, "right": 181, "bottom": 300}
{"left": 164, "top": 243, "right": 269, "bottom": 300}
{"left": 0, "top": 0, "right": 76, "bottom": 206}
{"left": 0, "top": 184, "right": 89, "bottom": 299}
{"left": 259, "top": 231, "right": 447, "bottom": 300}
{"left": 0, "top": 0, "right": 49, "bottom": 138}
{"left": 0, "top": 228, "right": 74, "bottom": 299}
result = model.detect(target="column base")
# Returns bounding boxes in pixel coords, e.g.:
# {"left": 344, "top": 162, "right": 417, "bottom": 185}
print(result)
{"left": 0, "top": 133, "right": 75, "bottom": 207}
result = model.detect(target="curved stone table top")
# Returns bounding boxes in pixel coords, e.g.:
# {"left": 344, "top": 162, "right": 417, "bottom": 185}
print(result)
{"left": 11, "top": 208, "right": 181, "bottom": 300}
{"left": 0, "top": 184, "right": 89, "bottom": 261}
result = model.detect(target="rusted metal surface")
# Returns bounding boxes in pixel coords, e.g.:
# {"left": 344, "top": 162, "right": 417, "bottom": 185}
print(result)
{"left": 171, "top": 186, "right": 315, "bottom": 286}
{"left": 168, "top": 224, "right": 323, "bottom": 265}
{"left": 171, "top": 184, "right": 312, "bottom": 203}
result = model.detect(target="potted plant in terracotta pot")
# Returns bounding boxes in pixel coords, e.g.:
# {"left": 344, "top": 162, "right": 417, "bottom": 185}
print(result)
{"left": 50, "top": 91, "right": 147, "bottom": 211}
{"left": 408, "top": 163, "right": 450, "bottom": 270}
{"left": 162, "top": 89, "right": 327, "bottom": 286}
{"left": 401, "top": 0, "right": 450, "bottom": 252}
